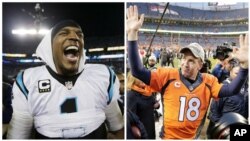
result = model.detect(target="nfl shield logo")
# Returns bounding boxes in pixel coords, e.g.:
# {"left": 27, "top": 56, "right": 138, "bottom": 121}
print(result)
{"left": 65, "top": 81, "right": 73, "bottom": 90}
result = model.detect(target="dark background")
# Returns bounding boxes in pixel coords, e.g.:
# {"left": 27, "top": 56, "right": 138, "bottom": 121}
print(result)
{"left": 2, "top": 2, "right": 125, "bottom": 82}
{"left": 2, "top": 2, "right": 124, "bottom": 54}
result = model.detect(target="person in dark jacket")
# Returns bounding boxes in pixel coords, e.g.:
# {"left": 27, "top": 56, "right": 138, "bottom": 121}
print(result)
{"left": 2, "top": 81, "right": 13, "bottom": 138}
{"left": 212, "top": 57, "right": 231, "bottom": 83}
{"left": 127, "top": 72, "right": 156, "bottom": 139}
{"left": 206, "top": 58, "right": 248, "bottom": 139}
{"left": 160, "top": 48, "right": 168, "bottom": 67}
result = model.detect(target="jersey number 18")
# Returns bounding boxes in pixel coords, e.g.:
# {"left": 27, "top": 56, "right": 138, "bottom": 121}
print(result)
{"left": 178, "top": 97, "right": 201, "bottom": 121}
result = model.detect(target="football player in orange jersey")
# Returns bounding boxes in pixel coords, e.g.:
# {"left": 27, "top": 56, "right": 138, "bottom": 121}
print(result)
{"left": 126, "top": 5, "right": 248, "bottom": 139}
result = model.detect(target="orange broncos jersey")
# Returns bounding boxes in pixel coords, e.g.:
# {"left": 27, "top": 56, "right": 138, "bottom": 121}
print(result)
{"left": 150, "top": 68, "right": 222, "bottom": 139}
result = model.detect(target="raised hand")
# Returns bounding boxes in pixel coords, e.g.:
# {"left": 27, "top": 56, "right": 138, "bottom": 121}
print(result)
{"left": 127, "top": 5, "right": 144, "bottom": 41}
{"left": 235, "top": 34, "right": 248, "bottom": 68}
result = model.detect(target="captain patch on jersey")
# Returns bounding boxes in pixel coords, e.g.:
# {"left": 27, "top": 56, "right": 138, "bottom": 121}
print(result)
{"left": 38, "top": 79, "right": 51, "bottom": 93}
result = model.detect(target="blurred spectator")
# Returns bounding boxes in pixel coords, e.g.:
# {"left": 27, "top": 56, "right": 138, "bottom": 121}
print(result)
{"left": 2, "top": 81, "right": 13, "bottom": 138}
{"left": 153, "top": 48, "right": 161, "bottom": 64}
{"left": 160, "top": 48, "right": 168, "bottom": 67}
{"left": 146, "top": 55, "right": 162, "bottom": 121}
{"left": 147, "top": 55, "right": 157, "bottom": 70}
{"left": 116, "top": 71, "right": 124, "bottom": 115}
{"left": 212, "top": 57, "right": 232, "bottom": 83}
{"left": 127, "top": 109, "right": 148, "bottom": 139}
{"left": 126, "top": 72, "right": 156, "bottom": 139}
{"left": 167, "top": 50, "right": 175, "bottom": 67}
{"left": 206, "top": 58, "right": 248, "bottom": 139}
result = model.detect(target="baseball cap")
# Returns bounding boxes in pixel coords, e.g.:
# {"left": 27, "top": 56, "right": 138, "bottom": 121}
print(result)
{"left": 180, "top": 43, "right": 205, "bottom": 63}
{"left": 149, "top": 55, "right": 156, "bottom": 61}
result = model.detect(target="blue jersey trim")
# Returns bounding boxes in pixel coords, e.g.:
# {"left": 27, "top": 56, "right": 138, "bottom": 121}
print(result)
{"left": 107, "top": 67, "right": 116, "bottom": 104}
{"left": 16, "top": 71, "right": 29, "bottom": 100}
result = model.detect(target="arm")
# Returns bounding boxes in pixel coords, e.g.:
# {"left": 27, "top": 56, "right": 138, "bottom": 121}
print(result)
{"left": 218, "top": 68, "right": 248, "bottom": 97}
{"left": 219, "top": 34, "right": 249, "bottom": 97}
{"left": 105, "top": 72, "right": 124, "bottom": 139}
{"left": 128, "top": 42, "right": 151, "bottom": 84}
{"left": 7, "top": 82, "right": 33, "bottom": 139}
{"left": 7, "top": 111, "right": 33, "bottom": 139}
{"left": 105, "top": 100, "right": 124, "bottom": 139}
{"left": 127, "top": 5, "right": 150, "bottom": 85}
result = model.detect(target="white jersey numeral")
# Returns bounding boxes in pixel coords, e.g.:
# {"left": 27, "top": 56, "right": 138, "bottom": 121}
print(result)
{"left": 178, "top": 97, "right": 200, "bottom": 121}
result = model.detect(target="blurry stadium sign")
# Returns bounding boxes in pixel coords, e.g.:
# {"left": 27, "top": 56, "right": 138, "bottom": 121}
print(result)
{"left": 150, "top": 5, "right": 179, "bottom": 15}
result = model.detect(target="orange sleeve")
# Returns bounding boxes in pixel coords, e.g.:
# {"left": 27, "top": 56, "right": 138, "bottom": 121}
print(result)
{"left": 150, "top": 67, "right": 174, "bottom": 92}
{"left": 131, "top": 85, "right": 153, "bottom": 97}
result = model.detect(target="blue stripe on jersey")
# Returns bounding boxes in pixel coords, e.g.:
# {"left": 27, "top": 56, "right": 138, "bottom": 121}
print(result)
{"left": 16, "top": 71, "right": 29, "bottom": 100}
{"left": 107, "top": 67, "right": 116, "bottom": 104}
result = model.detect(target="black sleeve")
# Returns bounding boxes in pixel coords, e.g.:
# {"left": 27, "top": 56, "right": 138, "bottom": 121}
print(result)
{"left": 218, "top": 68, "right": 248, "bottom": 98}
{"left": 127, "top": 41, "right": 151, "bottom": 85}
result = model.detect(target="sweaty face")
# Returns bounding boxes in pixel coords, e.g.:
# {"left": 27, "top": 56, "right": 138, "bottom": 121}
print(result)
{"left": 52, "top": 26, "right": 84, "bottom": 76}
{"left": 180, "top": 51, "right": 203, "bottom": 80}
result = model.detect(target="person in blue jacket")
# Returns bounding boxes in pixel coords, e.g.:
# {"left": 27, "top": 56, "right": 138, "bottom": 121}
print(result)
{"left": 207, "top": 58, "right": 248, "bottom": 139}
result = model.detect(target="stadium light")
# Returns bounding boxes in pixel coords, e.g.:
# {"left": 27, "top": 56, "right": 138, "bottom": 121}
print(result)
{"left": 88, "top": 48, "right": 104, "bottom": 52}
{"left": 98, "top": 54, "right": 124, "bottom": 59}
{"left": 107, "top": 46, "right": 124, "bottom": 51}
{"left": 12, "top": 28, "right": 49, "bottom": 35}
{"left": 3, "top": 53, "right": 27, "bottom": 57}
{"left": 38, "top": 29, "right": 50, "bottom": 35}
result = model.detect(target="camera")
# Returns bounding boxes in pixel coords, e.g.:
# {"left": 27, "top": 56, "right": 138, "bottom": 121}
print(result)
{"left": 213, "top": 42, "right": 233, "bottom": 60}
{"left": 208, "top": 112, "right": 248, "bottom": 139}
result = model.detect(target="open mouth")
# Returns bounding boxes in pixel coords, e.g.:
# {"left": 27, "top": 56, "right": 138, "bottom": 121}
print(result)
{"left": 64, "top": 46, "right": 79, "bottom": 62}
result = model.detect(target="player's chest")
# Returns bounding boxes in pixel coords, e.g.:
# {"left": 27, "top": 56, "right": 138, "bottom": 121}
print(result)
{"left": 28, "top": 78, "right": 107, "bottom": 114}
{"left": 163, "top": 80, "right": 208, "bottom": 97}
{"left": 29, "top": 75, "right": 106, "bottom": 96}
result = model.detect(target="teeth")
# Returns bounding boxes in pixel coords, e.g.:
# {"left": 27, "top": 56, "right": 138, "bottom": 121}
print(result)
{"left": 65, "top": 46, "right": 78, "bottom": 51}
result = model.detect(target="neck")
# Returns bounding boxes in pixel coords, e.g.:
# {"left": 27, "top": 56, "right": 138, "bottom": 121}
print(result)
{"left": 188, "top": 75, "right": 197, "bottom": 81}
{"left": 185, "top": 72, "right": 199, "bottom": 81}
{"left": 57, "top": 68, "right": 78, "bottom": 76}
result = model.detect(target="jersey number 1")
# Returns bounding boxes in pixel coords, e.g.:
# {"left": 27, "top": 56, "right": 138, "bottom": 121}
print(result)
{"left": 179, "top": 96, "right": 200, "bottom": 121}
{"left": 61, "top": 98, "right": 77, "bottom": 113}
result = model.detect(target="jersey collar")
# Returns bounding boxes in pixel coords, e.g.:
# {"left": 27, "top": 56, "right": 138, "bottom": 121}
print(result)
{"left": 179, "top": 69, "right": 203, "bottom": 92}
